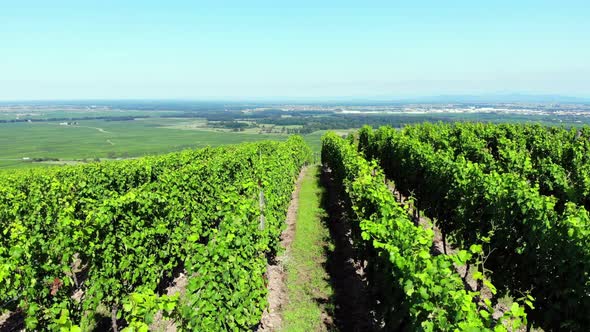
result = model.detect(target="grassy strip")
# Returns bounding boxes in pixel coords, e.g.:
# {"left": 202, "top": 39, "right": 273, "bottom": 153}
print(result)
{"left": 282, "top": 166, "right": 334, "bottom": 332}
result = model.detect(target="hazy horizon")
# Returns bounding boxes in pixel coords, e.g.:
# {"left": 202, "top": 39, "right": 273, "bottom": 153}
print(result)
{"left": 1, "top": 93, "right": 589, "bottom": 104}
{"left": 1, "top": 1, "right": 588, "bottom": 100}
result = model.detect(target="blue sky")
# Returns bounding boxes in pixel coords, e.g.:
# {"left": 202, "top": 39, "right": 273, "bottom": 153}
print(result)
{"left": 0, "top": 0, "right": 588, "bottom": 100}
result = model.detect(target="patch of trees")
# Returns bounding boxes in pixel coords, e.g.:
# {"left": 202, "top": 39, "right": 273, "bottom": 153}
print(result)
{"left": 104, "top": 116, "right": 142, "bottom": 121}
{"left": 25, "top": 157, "right": 60, "bottom": 162}
{"left": 159, "top": 109, "right": 334, "bottom": 122}
{"left": 264, "top": 114, "right": 455, "bottom": 134}
{"left": 208, "top": 121, "right": 252, "bottom": 131}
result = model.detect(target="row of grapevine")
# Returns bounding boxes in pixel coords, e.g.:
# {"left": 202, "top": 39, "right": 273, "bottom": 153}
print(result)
{"left": 0, "top": 136, "right": 311, "bottom": 331}
{"left": 359, "top": 125, "right": 590, "bottom": 331}
{"left": 321, "top": 132, "right": 527, "bottom": 331}
{"left": 385, "top": 122, "right": 590, "bottom": 211}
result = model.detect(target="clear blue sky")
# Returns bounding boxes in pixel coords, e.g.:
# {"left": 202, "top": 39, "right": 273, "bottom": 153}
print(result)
{"left": 1, "top": 0, "right": 588, "bottom": 100}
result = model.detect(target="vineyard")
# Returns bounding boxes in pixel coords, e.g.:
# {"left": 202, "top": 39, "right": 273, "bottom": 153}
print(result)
{"left": 354, "top": 123, "right": 589, "bottom": 331}
{"left": 322, "top": 132, "right": 528, "bottom": 331}
{"left": 0, "top": 137, "right": 311, "bottom": 331}
{"left": 0, "top": 123, "right": 588, "bottom": 331}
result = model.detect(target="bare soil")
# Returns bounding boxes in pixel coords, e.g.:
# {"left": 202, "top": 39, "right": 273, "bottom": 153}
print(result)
{"left": 0, "top": 310, "right": 24, "bottom": 332}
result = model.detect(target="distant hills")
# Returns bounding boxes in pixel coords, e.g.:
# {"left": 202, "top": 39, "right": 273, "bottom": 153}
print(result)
{"left": 230, "top": 94, "right": 590, "bottom": 105}
{"left": 391, "top": 94, "right": 590, "bottom": 104}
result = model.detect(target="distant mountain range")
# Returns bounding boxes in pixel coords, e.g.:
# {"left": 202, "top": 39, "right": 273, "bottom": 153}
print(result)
{"left": 223, "top": 94, "right": 590, "bottom": 105}
{"left": 389, "top": 94, "right": 590, "bottom": 104}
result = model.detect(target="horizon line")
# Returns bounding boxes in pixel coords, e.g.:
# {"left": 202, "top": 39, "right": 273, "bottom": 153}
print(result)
{"left": 1, "top": 93, "right": 589, "bottom": 104}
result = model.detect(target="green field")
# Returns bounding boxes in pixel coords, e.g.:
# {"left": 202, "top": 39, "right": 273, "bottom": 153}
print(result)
{"left": 7, "top": 104, "right": 574, "bottom": 170}
{"left": 0, "top": 118, "right": 337, "bottom": 169}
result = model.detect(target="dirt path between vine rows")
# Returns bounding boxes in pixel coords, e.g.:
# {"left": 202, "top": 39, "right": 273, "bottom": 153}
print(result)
{"left": 258, "top": 166, "right": 307, "bottom": 331}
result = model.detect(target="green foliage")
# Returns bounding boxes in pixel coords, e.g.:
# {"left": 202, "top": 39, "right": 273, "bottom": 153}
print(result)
{"left": 121, "top": 290, "right": 178, "bottom": 331}
{"left": 321, "top": 132, "right": 527, "bottom": 331}
{"left": 359, "top": 123, "right": 590, "bottom": 330}
{"left": 0, "top": 136, "right": 311, "bottom": 330}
